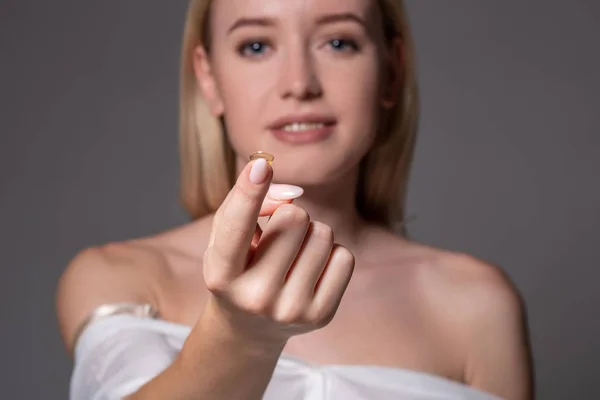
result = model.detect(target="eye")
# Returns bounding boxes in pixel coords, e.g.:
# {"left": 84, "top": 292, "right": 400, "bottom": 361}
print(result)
{"left": 238, "top": 40, "right": 271, "bottom": 58}
{"left": 328, "top": 38, "right": 359, "bottom": 52}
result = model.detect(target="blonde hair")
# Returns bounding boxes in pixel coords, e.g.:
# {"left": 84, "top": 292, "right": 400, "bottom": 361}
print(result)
{"left": 179, "top": 0, "right": 419, "bottom": 233}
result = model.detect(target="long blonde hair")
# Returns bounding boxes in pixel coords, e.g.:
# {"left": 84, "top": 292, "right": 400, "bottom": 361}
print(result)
{"left": 178, "top": 0, "right": 419, "bottom": 233}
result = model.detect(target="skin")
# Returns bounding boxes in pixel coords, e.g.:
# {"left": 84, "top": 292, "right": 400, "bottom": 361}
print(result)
{"left": 56, "top": 0, "right": 534, "bottom": 399}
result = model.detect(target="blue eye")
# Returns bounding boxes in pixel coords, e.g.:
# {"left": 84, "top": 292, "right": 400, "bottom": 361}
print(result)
{"left": 239, "top": 41, "right": 270, "bottom": 57}
{"left": 329, "top": 38, "right": 359, "bottom": 52}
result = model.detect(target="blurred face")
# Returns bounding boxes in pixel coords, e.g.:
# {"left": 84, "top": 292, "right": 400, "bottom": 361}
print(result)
{"left": 195, "top": 0, "right": 399, "bottom": 186}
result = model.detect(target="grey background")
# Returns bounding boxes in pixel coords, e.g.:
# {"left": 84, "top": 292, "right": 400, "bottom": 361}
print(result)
{"left": 0, "top": 0, "right": 598, "bottom": 399}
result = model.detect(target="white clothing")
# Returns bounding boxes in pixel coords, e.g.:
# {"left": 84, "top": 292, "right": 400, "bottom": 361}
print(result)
{"left": 71, "top": 304, "right": 502, "bottom": 400}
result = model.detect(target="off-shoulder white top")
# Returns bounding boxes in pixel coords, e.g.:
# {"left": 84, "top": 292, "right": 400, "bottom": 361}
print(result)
{"left": 70, "top": 303, "right": 502, "bottom": 400}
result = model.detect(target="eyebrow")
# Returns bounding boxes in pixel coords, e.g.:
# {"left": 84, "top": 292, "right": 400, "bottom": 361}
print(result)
{"left": 227, "top": 17, "right": 276, "bottom": 34}
{"left": 227, "top": 12, "right": 367, "bottom": 35}
{"left": 315, "top": 12, "right": 367, "bottom": 29}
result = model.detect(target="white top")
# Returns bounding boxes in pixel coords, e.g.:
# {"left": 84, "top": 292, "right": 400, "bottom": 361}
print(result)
{"left": 71, "top": 304, "right": 503, "bottom": 400}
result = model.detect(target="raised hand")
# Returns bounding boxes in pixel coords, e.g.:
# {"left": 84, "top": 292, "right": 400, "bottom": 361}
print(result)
{"left": 202, "top": 158, "right": 355, "bottom": 346}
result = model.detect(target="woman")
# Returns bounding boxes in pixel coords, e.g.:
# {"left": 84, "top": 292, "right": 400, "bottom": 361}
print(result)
{"left": 56, "top": 0, "right": 534, "bottom": 399}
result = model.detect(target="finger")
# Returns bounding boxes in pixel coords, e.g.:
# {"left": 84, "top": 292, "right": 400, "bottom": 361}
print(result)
{"left": 274, "top": 222, "right": 334, "bottom": 316}
{"left": 246, "top": 204, "right": 311, "bottom": 287}
{"left": 309, "top": 245, "right": 355, "bottom": 323}
{"left": 208, "top": 159, "right": 272, "bottom": 277}
{"left": 208, "top": 187, "right": 235, "bottom": 248}
{"left": 209, "top": 182, "right": 303, "bottom": 252}
{"left": 283, "top": 222, "right": 333, "bottom": 289}
{"left": 259, "top": 184, "right": 304, "bottom": 217}
{"left": 248, "top": 184, "right": 304, "bottom": 264}
{"left": 245, "top": 223, "right": 263, "bottom": 266}
{"left": 247, "top": 183, "right": 306, "bottom": 266}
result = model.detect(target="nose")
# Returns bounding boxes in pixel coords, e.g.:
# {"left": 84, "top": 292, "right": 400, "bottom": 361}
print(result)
{"left": 278, "top": 46, "right": 322, "bottom": 101}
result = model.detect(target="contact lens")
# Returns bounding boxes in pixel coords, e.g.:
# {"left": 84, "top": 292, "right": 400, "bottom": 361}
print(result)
{"left": 249, "top": 151, "right": 274, "bottom": 164}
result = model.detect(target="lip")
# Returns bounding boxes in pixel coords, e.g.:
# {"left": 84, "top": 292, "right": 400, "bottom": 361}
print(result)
{"left": 271, "top": 125, "right": 334, "bottom": 144}
{"left": 267, "top": 113, "right": 337, "bottom": 130}
{"left": 267, "top": 113, "right": 337, "bottom": 144}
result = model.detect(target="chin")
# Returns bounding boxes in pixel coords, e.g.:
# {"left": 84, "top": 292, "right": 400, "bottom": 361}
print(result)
{"left": 271, "top": 158, "right": 357, "bottom": 188}
{"left": 234, "top": 139, "right": 367, "bottom": 186}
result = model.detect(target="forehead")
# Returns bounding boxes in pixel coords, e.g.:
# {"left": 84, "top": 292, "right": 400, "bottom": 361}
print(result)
{"left": 210, "top": 0, "right": 378, "bottom": 26}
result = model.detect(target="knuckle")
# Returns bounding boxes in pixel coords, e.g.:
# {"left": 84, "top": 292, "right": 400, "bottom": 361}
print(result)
{"left": 204, "top": 275, "right": 228, "bottom": 293}
{"left": 242, "top": 285, "right": 273, "bottom": 315}
{"left": 306, "top": 305, "right": 335, "bottom": 328}
{"left": 274, "top": 204, "right": 310, "bottom": 226}
{"left": 203, "top": 267, "right": 229, "bottom": 293}
{"left": 244, "top": 297, "right": 270, "bottom": 315}
{"left": 244, "top": 300, "right": 269, "bottom": 315}
{"left": 317, "top": 310, "right": 337, "bottom": 328}
{"left": 332, "top": 245, "right": 355, "bottom": 268}
{"left": 274, "top": 301, "right": 308, "bottom": 324}
{"left": 310, "top": 221, "right": 334, "bottom": 243}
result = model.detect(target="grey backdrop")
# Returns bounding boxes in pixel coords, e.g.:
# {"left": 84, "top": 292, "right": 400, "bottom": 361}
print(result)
{"left": 1, "top": 1, "right": 598, "bottom": 399}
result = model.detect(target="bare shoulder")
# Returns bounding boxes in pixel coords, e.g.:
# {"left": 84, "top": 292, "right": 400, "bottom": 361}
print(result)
{"left": 56, "top": 215, "right": 216, "bottom": 356}
{"left": 55, "top": 238, "right": 174, "bottom": 356}
{"left": 362, "top": 229, "right": 524, "bottom": 316}
{"left": 373, "top": 233, "right": 526, "bottom": 329}
{"left": 395, "top": 241, "right": 527, "bottom": 340}
{"left": 422, "top": 248, "right": 525, "bottom": 316}
{"left": 399, "top": 241, "right": 534, "bottom": 399}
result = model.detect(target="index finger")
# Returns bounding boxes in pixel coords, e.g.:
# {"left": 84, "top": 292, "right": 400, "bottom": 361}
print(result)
{"left": 208, "top": 158, "right": 273, "bottom": 276}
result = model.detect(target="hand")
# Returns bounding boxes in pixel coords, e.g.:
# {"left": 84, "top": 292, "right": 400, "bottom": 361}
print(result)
{"left": 202, "top": 158, "right": 355, "bottom": 347}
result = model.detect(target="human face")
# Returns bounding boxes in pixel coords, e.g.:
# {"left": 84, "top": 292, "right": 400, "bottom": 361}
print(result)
{"left": 195, "top": 0, "right": 395, "bottom": 186}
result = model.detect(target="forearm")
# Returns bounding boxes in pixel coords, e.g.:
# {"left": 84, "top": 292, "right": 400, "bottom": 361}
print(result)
{"left": 127, "top": 310, "right": 284, "bottom": 400}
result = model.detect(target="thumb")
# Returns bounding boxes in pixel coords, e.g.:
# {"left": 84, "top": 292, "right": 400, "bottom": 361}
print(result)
{"left": 258, "top": 184, "right": 304, "bottom": 216}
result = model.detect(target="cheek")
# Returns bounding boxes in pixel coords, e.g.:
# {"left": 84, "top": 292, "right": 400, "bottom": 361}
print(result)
{"left": 320, "top": 56, "right": 383, "bottom": 142}
{"left": 214, "top": 65, "right": 273, "bottom": 152}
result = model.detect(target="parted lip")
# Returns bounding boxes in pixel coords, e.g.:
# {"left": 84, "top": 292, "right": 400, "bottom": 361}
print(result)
{"left": 267, "top": 113, "right": 337, "bottom": 130}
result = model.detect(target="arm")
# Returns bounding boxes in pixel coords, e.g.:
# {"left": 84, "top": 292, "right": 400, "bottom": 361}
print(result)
{"left": 57, "top": 247, "right": 284, "bottom": 400}
{"left": 58, "top": 159, "right": 351, "bottom": 400}
{"left": 128, "top": 299, "right": 284, "bottom": 400}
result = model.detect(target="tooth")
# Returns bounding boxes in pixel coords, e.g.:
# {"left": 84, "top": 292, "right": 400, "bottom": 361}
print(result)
{"left": 282, "top": 123, "right": 325, "bottom": 132}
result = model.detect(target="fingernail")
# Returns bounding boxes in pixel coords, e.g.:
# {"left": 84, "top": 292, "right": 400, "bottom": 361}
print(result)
{"left": 249, "top": 158, "right": 269, "bottom": 184}
{"left": 267, "top": 184, "right": 304, "bottom": 201}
